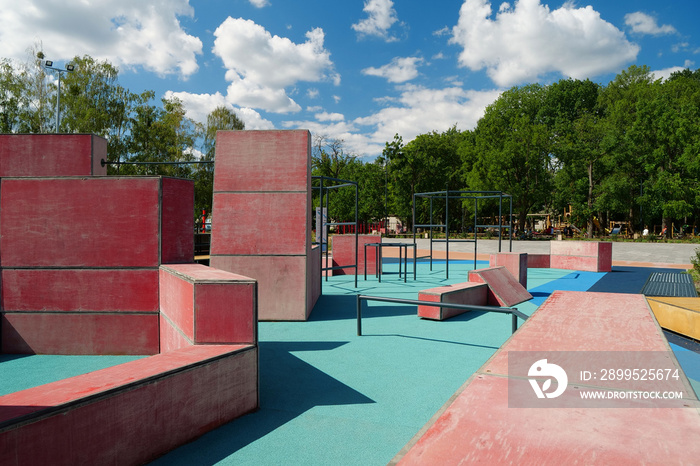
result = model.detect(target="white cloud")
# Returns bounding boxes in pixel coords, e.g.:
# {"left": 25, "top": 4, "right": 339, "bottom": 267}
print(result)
{"left": 352, "top": 0, "right": 399, "bottom": 42}
{"left": 625, "top": 12, "right": 677, "bottom": 36}
{"left": 362, "top": 57, "right": 423, "bottom": 83}
{"left": 213, "top": 18, "right": 338, "bottom": 113}
{"left": 315, "top": 112, "right": 345, "bottom": 122}
{"left": 355, "top": 85, "right": 501, "bottom": 151}
{"left": 249, "top": 0, "right": 270, "bottom": 7}
{"left": 652, "top": 60, "right": 696, "bottom": 81}
{"left": 450, "top": 0, "right": 639, "bottom": 87}
{"left": 282, "top": 85, "right": 501, "bottom": 157}
{"left": 164, "top": 90, "right": 274, "bottom": 130}
{"left": 0, "top": 0, "right": 202, "bottom": 78}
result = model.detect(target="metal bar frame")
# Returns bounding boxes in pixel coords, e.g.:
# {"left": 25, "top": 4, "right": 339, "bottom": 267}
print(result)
{"left": 356, "top": 294, "right": 527, "bottom": 336}
{"left": 312, "top": 176, "right": 359, "bottom": 291}
{"left": 412, "top": 190, "right": 514, "bottom": 278}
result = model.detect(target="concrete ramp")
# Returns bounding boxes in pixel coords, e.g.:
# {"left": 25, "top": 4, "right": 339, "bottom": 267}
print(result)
{"left": 468, "top": 266, "right": 532, "bottom": 307}
{"left": 393, "top": 291, "right": 700, "bottom": 465}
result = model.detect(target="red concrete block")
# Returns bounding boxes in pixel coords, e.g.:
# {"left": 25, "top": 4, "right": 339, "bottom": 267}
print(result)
{"left": 550, "top": 240, "right": 612, "bottom": 272}
{"left": 211, "top": 255, "right": 310, "bottom": 321}
{"left": 160, "top": 264, "right": 257, "bottom": 344}
{"left": 418, "top": 282, "right": 489, "bottom": 320}
{"left": 468, "top": 266, "right": 532, "bottom": 307}
{"left": 332, "top": 234, "right": 379, "bottom": 275}
{"left": 1, "top": 269, "right": 158, "bottom": 312}
{"left": 0, "top": 134, "right": 107, "bottom": 177}
{"left": 161, "top": 177, "right": 195, "bottom": 264}
{"left": 213, "top": 130, "right": 310, "bottom": 192}
{"left": 1, "top": 313, "right": 159, "bottom": 354}
{"left": 527, "top": 253, "right": 551, "bottom": 268}
{"left": 0, "top": 345, "right": 258, "bottom": 466}
{"left": 0, "top": 177, "right": 161, "bottom": 268}
{"left": 211, "top": 192, "right": 309, "bottom": 256}
{"left": 489, "top": 252, "right": 528, "bottom": 288}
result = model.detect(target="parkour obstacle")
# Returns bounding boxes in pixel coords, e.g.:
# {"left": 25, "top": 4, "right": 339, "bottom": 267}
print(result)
{"left": 0, "top": 134, "right": 259, "bottom": 464}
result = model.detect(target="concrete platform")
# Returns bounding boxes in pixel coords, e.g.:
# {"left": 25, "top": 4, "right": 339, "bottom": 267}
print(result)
{"left": 394, "top": 291, "right": 700, "bottom": 465}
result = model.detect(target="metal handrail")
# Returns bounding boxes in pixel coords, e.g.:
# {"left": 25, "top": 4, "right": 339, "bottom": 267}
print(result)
{"left": 356, "top": 294, "right": 527, "bottom": 336}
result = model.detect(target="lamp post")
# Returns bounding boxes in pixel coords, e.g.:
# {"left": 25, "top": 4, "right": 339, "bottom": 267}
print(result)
{"left": 44, "top": 60, "right": 74, "bottom": 133}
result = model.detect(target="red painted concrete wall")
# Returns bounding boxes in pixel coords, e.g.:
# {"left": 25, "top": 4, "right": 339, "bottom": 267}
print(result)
{"left": 0, "top": 134, "right": 107, "bottom": 177}
{"left": 332, "top": 234, "right": 378, "bottom": 275}
{"left": 212, "top": 255, "right": 309, "bottom": 321}
{"left": 550, "top": 240, "right": 612, "bottom": 272}
{"left": 210, "top": 130, "right": 319, "bottom": 320}
{"left": 0, "top": 176, "right": 194, "bottom": 354}
{"left": 527, "top": 253, "right": 551, "bottom": 268}
{"left": 162, "top": 177, "right": 195, "bottom": 264}
{"left": 0, "top": 345, "right": 258, "bottom": 466}
{"left": 1, "top": 313, "right": 159, "bottom": 354}
{"left": 489, "top": 252, "right": 528, "bottom": 288}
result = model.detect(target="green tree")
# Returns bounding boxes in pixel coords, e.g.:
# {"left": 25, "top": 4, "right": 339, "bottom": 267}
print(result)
{"left": 543, "top": 78, "right": 606, "bottom": 237}
{"left": 195, "top": 106, "right": 245, "bottom": 216}
{"left": 466, "top": 84, "right": 553, "bottom": 230}
{"left": 628, "top": 71, "right": 700, "bottom": 237}
{"left": 0, "top": 47, "right": 53, "bottom": 133}
{"left": 59, "top": 55, "right": 153, "bottom": 166}
{"left": 597, "top": 65, "right": 656, "bottom": 234}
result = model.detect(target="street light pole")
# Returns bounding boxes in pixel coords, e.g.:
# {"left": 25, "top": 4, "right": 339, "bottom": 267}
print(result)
{"left": 44, "top": 60, "right": 74, "bottom": 133}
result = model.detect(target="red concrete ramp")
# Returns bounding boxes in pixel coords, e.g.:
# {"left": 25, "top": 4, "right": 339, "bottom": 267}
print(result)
{"left": 468, "top": 266, "right": 532, "bottom": 307}
{"left": 394, "top": 291, "right": 700, "bottom": 465}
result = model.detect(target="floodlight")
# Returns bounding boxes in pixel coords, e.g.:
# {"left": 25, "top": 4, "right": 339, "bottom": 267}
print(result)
{"left": 66, "top": 64, "right": 74, "bottom": 71}
{"left": 45, "top": 60, "right": 53, "bottom": 67}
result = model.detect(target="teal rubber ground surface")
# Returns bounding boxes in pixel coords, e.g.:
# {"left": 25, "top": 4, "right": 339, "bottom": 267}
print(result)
{"left": 0, "top": 354, "right": 146, "bottom": 396}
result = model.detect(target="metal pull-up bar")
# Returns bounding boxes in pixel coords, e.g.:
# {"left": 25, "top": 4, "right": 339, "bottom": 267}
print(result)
{"left": 355, "top": 294, "right": 527, "bottom": 336}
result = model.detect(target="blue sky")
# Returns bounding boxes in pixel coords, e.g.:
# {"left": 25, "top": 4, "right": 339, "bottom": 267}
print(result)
{"left": 1, "top": 0, "right": 698, "bottom": 158}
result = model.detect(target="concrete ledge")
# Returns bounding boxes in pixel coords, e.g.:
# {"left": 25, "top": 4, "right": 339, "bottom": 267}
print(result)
{"left": 418, "top": 282, "right": 488, "bottom": 320}
{"left": 0, "top": 344, "right": 258, "bottom": 466}
{"left": 395, "top": 291, "right": 700, "bottom": 464}
{"left": 550, "top": 241, "right": 612, "bottom": 272}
